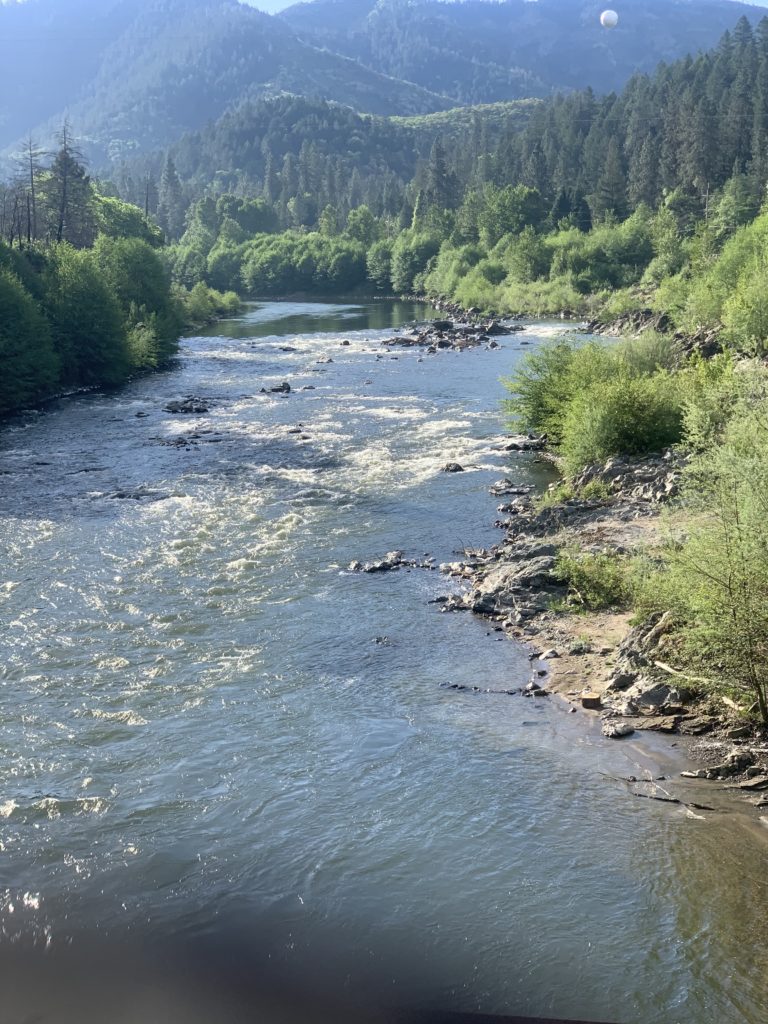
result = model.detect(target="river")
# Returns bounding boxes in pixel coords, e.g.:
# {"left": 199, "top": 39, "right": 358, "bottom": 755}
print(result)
{"left": 1, "top": 300, "right": 767, "bottom": 1023}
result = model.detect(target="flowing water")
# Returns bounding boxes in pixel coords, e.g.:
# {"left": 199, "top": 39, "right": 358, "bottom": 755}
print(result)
{"left": 1, "top": 300, "right": 767, "bottom": 1023}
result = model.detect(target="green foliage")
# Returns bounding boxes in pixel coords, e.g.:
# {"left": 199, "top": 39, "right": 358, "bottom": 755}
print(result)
{"left": 561, "top": 373, "right": 683, "bottom": 474}
{"left": 176, "top": 282, "right": 242, "bottom": 327}
{"left": 94, "top": 194, "right": 163, "bottom": 246}
{"left": 534, "top": 481, "right": 575, "bottom": 510}
{"left": 478, "top": 185, "right": 545, "bottom": 248}
{"left": 678, "top": 211, "right": 768, "bottom": 345}
{"left": 651, "top": 407, "right": 768, "bottom": 722}
{"left": 0, "top": 264, "right": 59, "bottom": 414}
{"left": 346, "top": 206, "right": 379, "bottom": 246}
{"left": 366, "top": 239, "right": 394, "bottom": 290}
{"left": 554, "top": 546, "right": 632, "bottom": 611}
{"left": 92, "top": 235, "right": 181, "bottom": 364}
{"left": 505, "top": 332, "right": 683, "bottom": 470}
{"left": 390, "top": 233, "right": 440, "bottom": 293}
{"left": 240, "top": 232, "right": 366, "bottom": 295}
{"left": 41, "top": 244, "right": 130, "bottom": 386}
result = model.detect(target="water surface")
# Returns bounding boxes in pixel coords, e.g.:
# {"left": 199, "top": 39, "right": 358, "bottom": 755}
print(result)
{"left": 1, "top": 301, "right": 767, "bottom": 1023}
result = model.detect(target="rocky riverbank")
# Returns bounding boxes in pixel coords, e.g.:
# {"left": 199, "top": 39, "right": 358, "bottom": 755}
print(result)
{"left": 584, "top": 306, "right": 724, "bottom": 359}
{"left": 433, "top": 445, "right": 768, "bottom": 811}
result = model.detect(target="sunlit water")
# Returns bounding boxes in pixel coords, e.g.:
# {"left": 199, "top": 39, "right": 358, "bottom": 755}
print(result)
{"left": 1, "top": 301, "right": 767, "bottom": 1023}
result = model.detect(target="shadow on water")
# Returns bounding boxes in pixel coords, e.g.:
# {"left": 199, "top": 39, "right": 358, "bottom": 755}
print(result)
{"left": 201, "top": 299, "right": 441, "bottom": 341}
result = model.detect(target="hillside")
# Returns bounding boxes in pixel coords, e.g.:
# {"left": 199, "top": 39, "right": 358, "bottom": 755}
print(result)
{"left": 281, "top": 0, "right": 768, "bottom": 100}
{"left": 4, "top": 0, "right": 768, "bottom": 171}
{"left": 0, "top": 0, "right": 451, "bottom": 166}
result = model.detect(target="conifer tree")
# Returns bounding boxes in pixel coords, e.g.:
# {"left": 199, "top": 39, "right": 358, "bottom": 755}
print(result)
{"left": 45, "top": 121, "right": 95, "bottom": 247}
{"left": 157, "top": 155, "right": 185, "bottom": 240}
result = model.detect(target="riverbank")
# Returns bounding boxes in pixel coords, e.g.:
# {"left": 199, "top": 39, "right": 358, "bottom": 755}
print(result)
{"left": 387, "top": 301, "right": 768, "bottom": 816}
{"left": 438, "top": 438, "right": 768, "bottom": 817}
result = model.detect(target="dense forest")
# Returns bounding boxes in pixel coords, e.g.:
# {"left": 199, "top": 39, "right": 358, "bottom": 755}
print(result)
{"left": 2, "top": 0, "right": 767, "bottom": 169}
{"left": 0, "top": 127, "right": 239, "bottom": 416}
{"left": 97, "top": 13, "right": 768, "bottom": 335}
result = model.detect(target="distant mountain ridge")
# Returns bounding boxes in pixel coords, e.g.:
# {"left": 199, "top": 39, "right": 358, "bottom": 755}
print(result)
{"left": 0, "top": 0, "right": 451, "bottom": 165}
{"left": 2, "top": 0, "right": 768, "bottom": 169}
{"left": 280, "top": 0, "right": 768, "bottom": 99}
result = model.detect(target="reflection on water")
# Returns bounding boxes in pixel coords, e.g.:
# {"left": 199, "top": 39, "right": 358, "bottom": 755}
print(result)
{"left": 0, "top": 301, "right": 767, "bottom": 1024}
{"left": 208, "top": 299, "right": 438, "bottom": 340}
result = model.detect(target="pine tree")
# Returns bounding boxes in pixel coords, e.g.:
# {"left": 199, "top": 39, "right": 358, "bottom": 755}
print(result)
{"left": 592, "top": 138, "right": 627, "bottom": 221}
{"left": 44, "top": 121, "right": 95, "bottom": 247}
{"left": 157, "top": 156, "right": 185, "bottom": 240}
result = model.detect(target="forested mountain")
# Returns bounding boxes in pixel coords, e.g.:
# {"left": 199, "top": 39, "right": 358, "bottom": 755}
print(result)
{"left": 280, "top": 0, "right": 768, "bottom": 100}
{"left": 0, "top": 0, "right": 450, "bottom": 166}
{"left": 116, "top": 96, "right": 537, "bottom": 226}
{"left": 115, "top": 11, "right": 768, "bottom": 240}
{"left": 3, "top": 0, "right": 768, "bottom": 172}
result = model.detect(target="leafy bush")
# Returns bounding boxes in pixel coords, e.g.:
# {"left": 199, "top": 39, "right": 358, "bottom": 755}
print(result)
{"left": 503, "top": 338, "right": 615, "bottom": 442}
{"left": 390, "top": 232, "right": 440, "bottom": 293}
{"left": 560, "top": 372, "right": 683, "bottom": 473}
{"left": 554, "top": 546, "right": 632, "bottom": 611}
{"left": 653, "top": 407, "right": 768, "bottom": 723}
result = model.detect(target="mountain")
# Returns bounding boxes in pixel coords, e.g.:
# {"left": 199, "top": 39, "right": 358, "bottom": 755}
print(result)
{"left": 0, "top": 0, "right": 451, "bottom": 165}
{"left": 3, "top": 0, "right": 768, "bottom": 172}
{"left": 280, "top": 0, "right": 768, "bottom": 101}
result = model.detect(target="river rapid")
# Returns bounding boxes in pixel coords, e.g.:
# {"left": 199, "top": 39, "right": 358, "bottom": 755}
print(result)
{"left": 1, "top": 300, "right": 767, "bottom": 1023}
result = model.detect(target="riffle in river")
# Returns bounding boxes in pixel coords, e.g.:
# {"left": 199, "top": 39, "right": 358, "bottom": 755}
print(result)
{"left": 1, "top": 301, "right": 767, "bottom": 1024}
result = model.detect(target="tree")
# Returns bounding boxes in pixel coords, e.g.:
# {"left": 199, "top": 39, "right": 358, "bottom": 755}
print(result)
{"left": 15, "top": 136, "right": 45, "bottom": 242}
{"left": 664, "top": 405, "right": 768, "bottom": 724}
{"left": 44, "top": 121, "right": 95, "bottom": 247}
{"left": 42, "top": 244, "right": 129, "bottom": 386}
{"left": 346, "top": 205, "right": 379, "bottom": 245}
{"left": 366, "top": 239, "right": 393, "bottom": 290}
{"left": 423, "top": 139, "right": 460, "bottom": 211}
{"left": 592, "top": 139, "right": 627, "bottom": 222}
{"left": 478, "top": 185, "right": 545, "bottom": 248}
{"left": 0, "top": 265, "right": 59, "bottom": 412}
{"left": 157, "top": 155, "right": 185, "bottom": 240}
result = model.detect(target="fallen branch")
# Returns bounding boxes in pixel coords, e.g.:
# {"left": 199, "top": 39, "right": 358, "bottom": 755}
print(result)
{"left": 653, "top": 660, "right": 712, "bottom": 685}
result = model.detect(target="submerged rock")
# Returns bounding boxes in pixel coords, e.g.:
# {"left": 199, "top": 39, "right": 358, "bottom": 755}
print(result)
{"left": 165, "top": 397, "right": 209, "bottom": 414}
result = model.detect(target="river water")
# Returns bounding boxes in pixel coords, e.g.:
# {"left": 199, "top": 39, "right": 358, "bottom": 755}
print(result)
{"left": 1, "top": 301, "right": 767, "bottom": 1023}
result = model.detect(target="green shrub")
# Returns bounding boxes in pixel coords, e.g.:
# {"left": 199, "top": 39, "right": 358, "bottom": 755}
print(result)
{"left": 554, "top": 546, "right": 632, "bottom": 611}
{"left": 503, "top": 338, "right": 615, "bottom": 442}
{"left": 560, "top": 372, "right": 684, "bottom": 473}
{"left": 655, "top": 407, "right": 768, "bottom": 722}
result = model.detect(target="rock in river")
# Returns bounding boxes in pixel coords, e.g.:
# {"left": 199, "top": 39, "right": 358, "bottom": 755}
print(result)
{"left": 602, "top": 719, "right": 635, "bottom": 739}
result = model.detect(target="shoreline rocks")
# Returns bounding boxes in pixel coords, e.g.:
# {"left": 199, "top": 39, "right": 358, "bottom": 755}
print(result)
{"left": 382, "top": 314, "right": 523, "bottom": 354}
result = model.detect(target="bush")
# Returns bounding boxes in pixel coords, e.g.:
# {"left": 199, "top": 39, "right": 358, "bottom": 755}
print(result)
{"left": 655, "top": 408, "right": 768, "bottom": 723}
{"left": 503, "top": 338, "right": 615, "bottom": 442}
{"left": 554, "top": 546, "right": 632, "bottom": 611}
{"left": 560, "top": 372, "right": 684, "bottom": 473}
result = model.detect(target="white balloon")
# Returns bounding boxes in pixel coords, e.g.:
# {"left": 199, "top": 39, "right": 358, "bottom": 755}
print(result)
{"left": 600, "top": 9, "right": 619, "bottom": 29}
